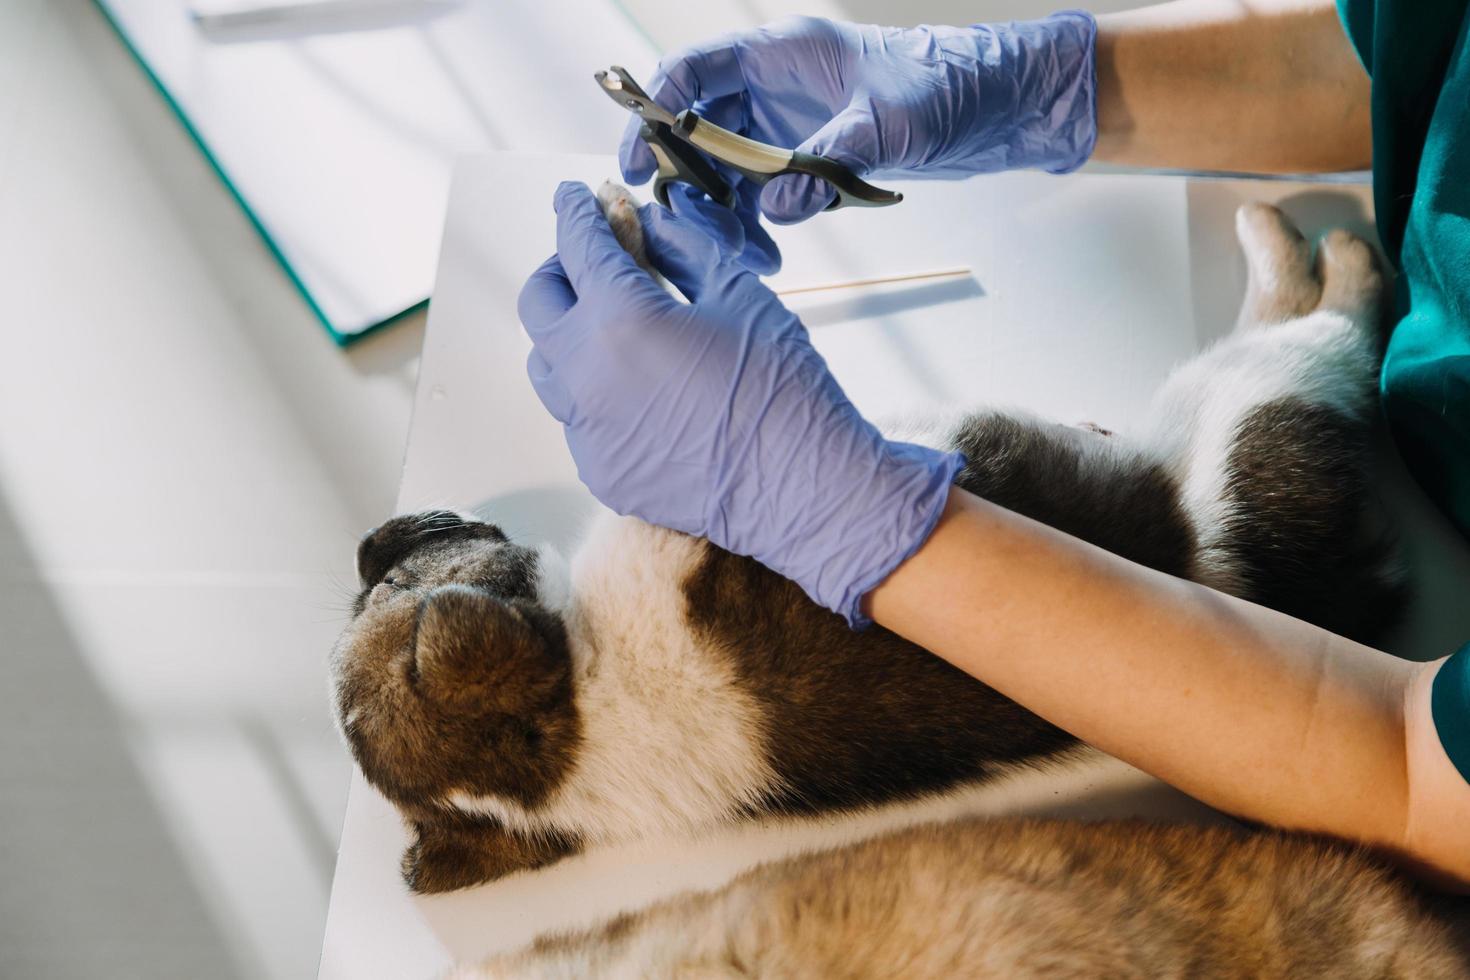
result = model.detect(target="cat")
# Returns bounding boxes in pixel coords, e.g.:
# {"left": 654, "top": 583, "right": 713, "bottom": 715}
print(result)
{"left": 330, "top": 187, "right": 1404, "bottom": 892}
{"left": 454, "top": 816, "right": 1468, "bottom": 978}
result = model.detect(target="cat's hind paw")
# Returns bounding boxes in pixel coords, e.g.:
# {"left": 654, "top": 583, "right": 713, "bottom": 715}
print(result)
{"left": 1234, "top": 202, "right": 1321, "bottom": 327}
{"left": 1314, "top": 227, "right": 1383, "bottom": 320}
{"left": 1233, "top": 203, "right": 1383, "bottom": 330}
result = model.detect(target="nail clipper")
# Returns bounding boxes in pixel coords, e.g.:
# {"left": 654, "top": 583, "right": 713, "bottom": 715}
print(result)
{"left": 594, "top": 66, "right": 902, "bottom": 212}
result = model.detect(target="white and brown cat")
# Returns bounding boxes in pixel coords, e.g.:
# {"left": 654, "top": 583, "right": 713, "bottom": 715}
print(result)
{"left": 329, "top": 189, "right": 1460, "bottom": 973}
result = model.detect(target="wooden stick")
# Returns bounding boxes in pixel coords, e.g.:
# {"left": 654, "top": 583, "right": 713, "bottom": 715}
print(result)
{"left": 775, "top": 266, "right": 973, "bottom": 297}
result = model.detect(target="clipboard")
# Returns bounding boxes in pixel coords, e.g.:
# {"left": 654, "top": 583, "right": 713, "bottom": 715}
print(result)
{"left": 94, "top": 0, "right": 656, "bottom": 344}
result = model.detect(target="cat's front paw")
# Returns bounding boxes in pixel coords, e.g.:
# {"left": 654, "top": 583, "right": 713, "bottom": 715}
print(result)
{"left": 596, "top": 181, "right": 658, "bottom": 279}
{"left": 403, "top": 811, "right": 580, "bottom": 894}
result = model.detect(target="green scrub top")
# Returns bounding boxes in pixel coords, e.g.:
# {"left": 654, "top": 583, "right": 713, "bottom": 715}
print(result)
{"left": 1337, "top": 0, "right": 1470, "bottom": 783}
{"left": 1337, "top": 0, "right": 1470, "bottom": 538}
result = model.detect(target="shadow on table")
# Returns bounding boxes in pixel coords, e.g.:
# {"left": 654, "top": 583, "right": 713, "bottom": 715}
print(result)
{"left": 0, "top": 487, "right": 245, "bottom": 980}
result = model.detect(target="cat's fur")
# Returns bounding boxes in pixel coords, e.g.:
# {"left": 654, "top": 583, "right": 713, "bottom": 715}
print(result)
{"left": 329, "top": 187, "right": 1444, "bottom": 969}
{"left": 455, "top": 817, "right": 1468, "bottom": 979}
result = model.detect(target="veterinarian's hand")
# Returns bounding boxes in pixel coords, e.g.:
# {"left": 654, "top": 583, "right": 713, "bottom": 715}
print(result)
{"left": 660, "top": 182, "right": 779, "bottom": 277}
{"left": 619, "top": 13, "right": 1098, "bottom": 226}
{"left": 519, "top": 182, "right": 963, "bottom": 627}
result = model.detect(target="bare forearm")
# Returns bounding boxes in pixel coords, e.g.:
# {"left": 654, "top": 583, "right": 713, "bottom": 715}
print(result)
{"left": 868, "top": 488, "right": 1470, "bottom": 886}
{"left": 1093, "top": 0, "right": 1371, "bottom": 172}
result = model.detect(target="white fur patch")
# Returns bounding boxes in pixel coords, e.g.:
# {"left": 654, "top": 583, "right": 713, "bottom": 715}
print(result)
{"left": 532, "top": 543, "right": 571, "bottom": 614}
{"left": 453, "top": 517, "right": 780, "bottom": 844}
{"left": 1138, "top": 310, "right": 1378, "bottom": 592}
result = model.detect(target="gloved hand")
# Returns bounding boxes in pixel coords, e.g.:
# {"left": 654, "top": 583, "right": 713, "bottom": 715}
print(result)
{"left": 662, "top": 179, "right": 779, "bottom": 277}
{"left": 620, "top": 13, "right": 1097, "bottom": 226}
{"left": 519, "top": 182, "right": 964, "bottom": 627}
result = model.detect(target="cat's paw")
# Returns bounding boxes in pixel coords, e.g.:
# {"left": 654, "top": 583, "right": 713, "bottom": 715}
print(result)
{"left": 1233, "top": 203, "right": 1383, "bottom": 329}
{"left": 596, "top": 180, "right": 659, "bottom": 279}
{"left": 1314, "top": 227, "right": 1383, "bottom": 320}
{"left": 1234, "top": 203, "right": 1321, "bottom": 327}
{"left": 402, "top": 812, "right": 580, "bottom": 894}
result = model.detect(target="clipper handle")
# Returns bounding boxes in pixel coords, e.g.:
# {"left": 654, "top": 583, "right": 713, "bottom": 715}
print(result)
{"left": 641, "top": 120, "right": 734, "bottom": 210}
{"left": 673, "top": 110, "right": 902, "bottom": 211}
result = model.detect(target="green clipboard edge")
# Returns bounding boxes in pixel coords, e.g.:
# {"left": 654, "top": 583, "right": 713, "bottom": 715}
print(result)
{"left": 91, "top": 0, "right": 427, "bottom": 348}
{"left": 91, "top": 0, "right": 659, "bottom": 348}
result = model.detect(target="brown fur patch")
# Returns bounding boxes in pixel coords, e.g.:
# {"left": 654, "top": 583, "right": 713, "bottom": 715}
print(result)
{"left": 683, "top": 548, "right": 1075, "bottom": 813}
{"left": 950, "top": 412, "right": 1197, "bottom": 576}
{"left": 336, "top": 587, "right": 581, "bottom": 812}
{"left": 403, "top": 808, "right": 580, "bottom": 894}
{"left": 334, "top": 514, "right": 585, "bottom": 889}
{"left": 1220, "top": 398, "right": 1406, "bottom": 643}
{"left": 682, "top": 414, "right": 1202, "bottom": 814}
{"left": 475, "top": 817, "right": 1470, "bottom": 978}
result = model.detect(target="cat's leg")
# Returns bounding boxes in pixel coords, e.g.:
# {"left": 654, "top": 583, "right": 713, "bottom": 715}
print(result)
{"left": 456, "top": 816, "right": 1470, "bottom": 980}
{"left": 1225, "top": 203, "right": 1385, "bottom": 427}
{"left": 1156, "top": 204, "right": 1382, "bottom": 412}
{"left": 455, "top": 891, "right": 752, "bottom": 979}
{"left": 1142, "top": 205, "right": 1403, "bottom": 640}
{"left": 595, "top": 181, "right": 660, "bottom": 279}
{"left": 1234, "top": 201, "right": 1384, "bottom": 345}
{"left": 1312, "top": 223, "right": 1386, "bottom": 324}
{"left": 402, "top": 809, "right": 580, "bottom": 894}
{"left": 1233, "top": 202, "right": 1323, "bottom": 328}
{"left": 946, "top": 409, "right": 1197, "bottom": 580}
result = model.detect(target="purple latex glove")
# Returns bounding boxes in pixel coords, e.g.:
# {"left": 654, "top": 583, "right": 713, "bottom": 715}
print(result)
{"left": 620, "top": 13, "right": 1098, "bottom": 227}
{"left": 518, "top": 182, "right": 963, "bottom": 627}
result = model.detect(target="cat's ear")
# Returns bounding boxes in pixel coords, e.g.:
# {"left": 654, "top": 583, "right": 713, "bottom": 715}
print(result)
{"left": 412, "top": 586, "right": 567, "bottom": 714}
{"left": 402, "top": 811, "right": 579, "bottom": 893}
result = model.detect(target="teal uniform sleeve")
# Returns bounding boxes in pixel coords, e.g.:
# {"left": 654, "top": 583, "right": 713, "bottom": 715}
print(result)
{"left": 1336, "top": 0, "right": 1470, "bottom": 540}
{"left": 1338, "top": 0, "right": 1470, "bottom": 786}
{"left": 1431, "top": 643, "right": 1470, "bottom": 784}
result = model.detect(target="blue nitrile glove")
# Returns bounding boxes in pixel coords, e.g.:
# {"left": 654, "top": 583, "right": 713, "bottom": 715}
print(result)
{"left": 620, "top": 13, "right": 1098, "bottom": 227}
{"left": 518, "top": 182, "right": 964, "bottom": 627}
{"left": 661, "top": 181, "right": 765, "bottom": 272}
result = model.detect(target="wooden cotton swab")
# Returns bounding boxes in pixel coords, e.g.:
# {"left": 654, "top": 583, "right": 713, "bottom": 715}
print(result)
{"left": 775, "top": 266, "right": 972, "bottom": 297}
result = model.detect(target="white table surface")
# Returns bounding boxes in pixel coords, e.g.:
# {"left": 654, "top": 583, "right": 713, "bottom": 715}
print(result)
{"left": 318, "top": 153, "right": 1470, "bottom": 979}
